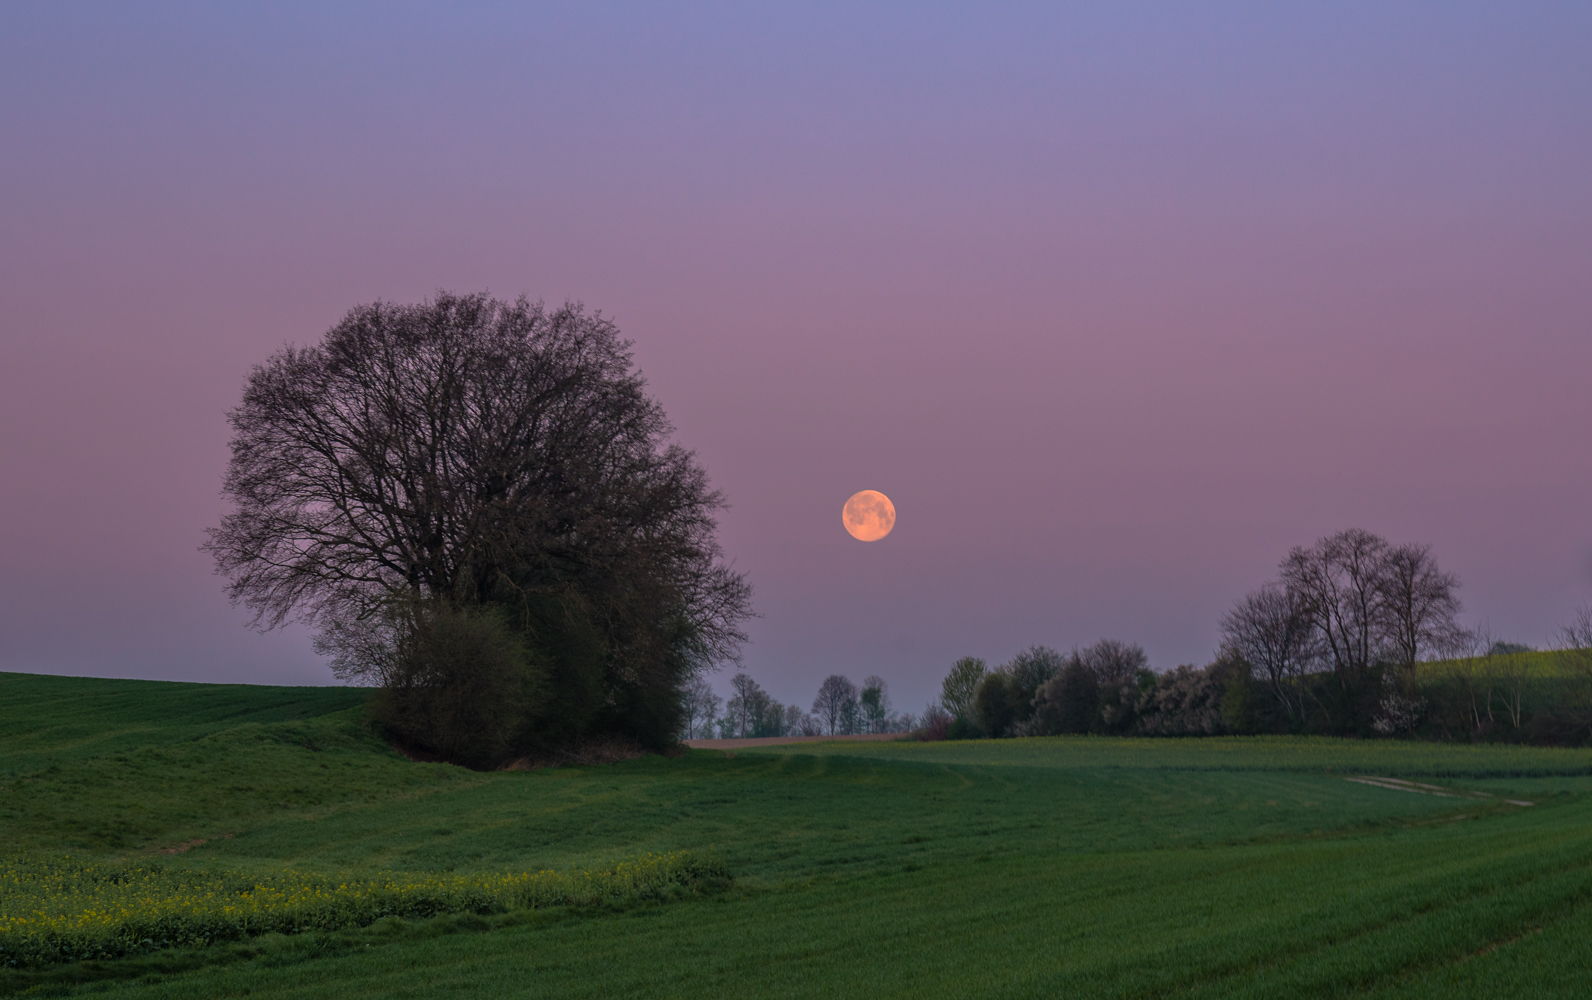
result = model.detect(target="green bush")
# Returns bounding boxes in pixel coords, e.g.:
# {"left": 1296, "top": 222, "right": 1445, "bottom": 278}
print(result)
{"left": 973, "top": 673, "right": 1016, "bottom": 738}
{"left": 370, "top": 602, "right": 551, "bottom": 769}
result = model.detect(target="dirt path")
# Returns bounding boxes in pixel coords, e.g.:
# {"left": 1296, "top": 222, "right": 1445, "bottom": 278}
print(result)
{"left": 1346, "top": 775, "right": 1534, "bottom": 806}
{"left": 684, "top": 733, "right": 906, "bottom": 750}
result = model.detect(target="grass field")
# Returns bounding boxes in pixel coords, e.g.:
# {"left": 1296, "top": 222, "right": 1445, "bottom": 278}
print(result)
{"left": 3, "top": 670, "right": 1591, "bottom": 997}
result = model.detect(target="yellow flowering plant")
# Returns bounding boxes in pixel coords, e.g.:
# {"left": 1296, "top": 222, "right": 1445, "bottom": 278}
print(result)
{"left": 0, "top": 851, "right": 727, "bottom": 968}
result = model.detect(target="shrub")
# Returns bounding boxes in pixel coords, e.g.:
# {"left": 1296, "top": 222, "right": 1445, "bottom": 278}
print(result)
{"left": 973, "top": 673, "right": 1017, "bottom": 738}
{"left": 370, "top": 602, "right": 550, "bottom": 769}
{"left": 1137, "top": 665, "right": 1226, "bottom": 736}
{"left": 946, "top": 716, "right": 983, "bottom": 740}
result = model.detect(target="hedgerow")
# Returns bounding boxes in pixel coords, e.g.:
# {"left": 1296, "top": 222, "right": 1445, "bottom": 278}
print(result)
{"left": 0, "top": 851, "right": 727, "bottom": 968}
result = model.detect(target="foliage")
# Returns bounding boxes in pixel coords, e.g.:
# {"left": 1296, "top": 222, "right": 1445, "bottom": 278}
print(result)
{"left": 367, "top": 601, "right": 548, "bottom": 769}
{"left": 939, "top": 657, "right": 986, "bottom": 721}
{"left": 914, "top": 702, "right": 952, "bottom": 741}
{"left": 1135, "top": 664, "right": 1226, "bottom": 736}
{"left": 1030, "top": 658, "right": 1098, "bottom": 735}
{"left": 206, "top": 292, "right": 752, "bottom": 760}
{"left": 1000, "top": 646, "right": 1063, "bottom": 732}
{"left": 1078, "top": 640, "right": 1149, "bottom": 732}
{"left": 971, "top": 671, "right": 1016, "bottom": 738}
{"left": 859, "top": 675, "right": 889, "bottom": 733}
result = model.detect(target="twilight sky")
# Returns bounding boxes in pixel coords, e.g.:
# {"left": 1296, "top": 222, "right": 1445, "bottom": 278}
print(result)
{"left": 3, "top": 2, "right": 1590, "bottom": 713}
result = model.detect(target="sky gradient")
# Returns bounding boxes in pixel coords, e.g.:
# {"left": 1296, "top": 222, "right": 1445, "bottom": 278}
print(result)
{"left": 3, "top": 2, "right": 1590, "bottom": 713}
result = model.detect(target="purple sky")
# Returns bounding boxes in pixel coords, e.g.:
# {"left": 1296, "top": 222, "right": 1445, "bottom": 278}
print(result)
{"left": 3, "top": 3, "right": 1590, "bottom": 713}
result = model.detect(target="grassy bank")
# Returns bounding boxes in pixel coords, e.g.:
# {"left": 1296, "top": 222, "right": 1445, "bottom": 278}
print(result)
{"left": 2, "top": 671, "right": 1590, "bottom": 997}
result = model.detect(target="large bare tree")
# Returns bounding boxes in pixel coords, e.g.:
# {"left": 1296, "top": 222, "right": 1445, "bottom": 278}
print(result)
{"left": 206, "top": 292, "right": 752, "bottom": 754}
{"left": 1376, "top": 543, "right": 1465, "bottom": 684}
{"left": 1220, "top": 584, "right": 1318, "bottom": 719}
{"left": 1279, "top": 529, "right": 1391, "bottom": 688}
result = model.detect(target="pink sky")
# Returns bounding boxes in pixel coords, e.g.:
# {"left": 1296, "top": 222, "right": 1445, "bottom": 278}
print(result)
{"left": 2, "top": 4, "right": 1590, "bottom": 712}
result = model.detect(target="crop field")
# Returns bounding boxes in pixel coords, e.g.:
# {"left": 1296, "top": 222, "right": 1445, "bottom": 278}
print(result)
{"left": 1416, "top": 649, "right": 1583, "bottom": 679}
{"left": 3, "top": 671, "right": 1592, "bottom": 997}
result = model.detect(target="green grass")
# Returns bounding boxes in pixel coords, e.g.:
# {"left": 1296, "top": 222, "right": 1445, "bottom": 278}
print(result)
{"left": 3, "top": 670, "right": 1591, "bottom": 997}
{"left": 0, "top": 672, "right": 369, "bottom": 776}
{"left": 736, "top": 731, "right": 1592, "bottom": 777}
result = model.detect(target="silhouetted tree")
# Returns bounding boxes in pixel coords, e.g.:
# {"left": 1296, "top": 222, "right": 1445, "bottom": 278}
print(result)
{"left": 206, "top": 292, "right": 752, "bottom": 762}
{"left": 940, "top": 657, "right": 987, "bottom": 721}
{"left": 726, "top": 673, "right": 773, "bottom": 738}
{"left": 1078, "top": 640, "right": 1150, "bottom": 732}
{"left": 1137, "top": 664, "right": 1226, "bottom": 736}
{"left": 860, "top": 675, "right": 889, "bottom": 733}
{"left": 812, "top": 674, "right": 858, "bottom": 735}
{"left": 1003, "top": 646, "right": 1064, "bottom": 729}
{"left": 785, "top": 703, "right": 819, "bottom": 736}
{"left": 1279, "top": 529, "right": 1391, "bottom": 721}
{"left": 973, "top": 671, "right": 1017, "bottom": 738}
{"left": 1220, "top": 584, "right": 1318, "bottom": 720}
{"left": 1032, "top": 657, "right": 1099, "bottom": 734}
{"left": 1376, "top": 543, "right": 1465, "bottom": 686}
{"left": 679, "top": 674, "right": 722, "bottom": 739}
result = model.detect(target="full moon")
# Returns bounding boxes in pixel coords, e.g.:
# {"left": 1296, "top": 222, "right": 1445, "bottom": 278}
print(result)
{"left": 842, "top": 490, "right": 896, "bottom": 542}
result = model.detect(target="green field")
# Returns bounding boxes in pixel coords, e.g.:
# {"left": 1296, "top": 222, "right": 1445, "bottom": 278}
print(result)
{"left": 3, "top": 671, "right": 1592, "bottom": 998}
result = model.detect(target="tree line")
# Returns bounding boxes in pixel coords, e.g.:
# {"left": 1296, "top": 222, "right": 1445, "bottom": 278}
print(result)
{"left": 208, "top": 301, "right": 1590, "bottom": 768}
{"left": 678, "top": 672, "right": 922, "bottom": 740}
{"left": 929, "top": 529, "right": 1592, "bottom": 745}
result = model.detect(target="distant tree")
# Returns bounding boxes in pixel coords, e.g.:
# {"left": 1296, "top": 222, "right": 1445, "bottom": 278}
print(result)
{"left": 1220, "top": 584, "right": 1318, "bottom": 720}
{"left": 918, "top": 702, "right": 953, "bottom": 740}
{"left": 1376, "top": 543, "right": 1465, "bottom": 686}
{"left": 784, "top": 703, "right": 818, "bottom": 737}
{"left": 726, "top": 673, "right": 775, "bottom": 738}
{"left": 812, "top": 675, "right": 859, "bottom": 736}
{"left": 1078, "top": 640, "right": 1147, "bottom": 688}
{"left": 1560, "top": 606, "right": 1592, "bottom": 652}
{"left": 679, "top": 674, "right": 722, "bottom": 740}
{"left": 207, "top": 292, "right": 752, "bottom": 763}
{"left": 940, "top": 657, "right": 987, "bottom": 721}
{"left": 753, "top": 696, "right": 786, "bottom": 738}
{"left": 1077, "top": 640, "right": 1150, "bottom": 733}
{"left": 1558, "top": 606, "right": 1592, "bottom": 696}
{"left": 860, "top": 675, "right": 889, "bottom": 733}
{"left": 1136, "top": 664, "right": 1226, "bottom": 736}
{"left": 840, "top": 699, "right": 863, "bottom": 735}
{"left": 1031, "top": 657, "right": 1099, "bottom": 735}
{"left": 1280, "top": 529, "right": 1393, "bottom": 713}
{"left": 973, "top": 671, "right": 1017, "bottom": 738}
{"left": 1003, "top": 647, "right": 1064, "bottom": 729}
